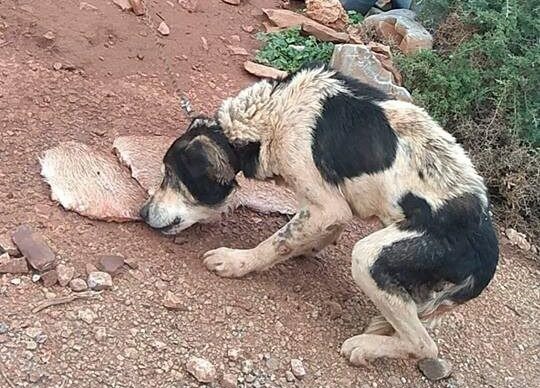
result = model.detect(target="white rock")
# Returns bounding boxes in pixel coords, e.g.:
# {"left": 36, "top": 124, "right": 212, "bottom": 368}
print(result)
{"left": 69, "top": 278, "right": 88, "bottom": 292}
{"left": 290, "top": 359, "right": 306, "bottom": 379}
{"left": 158, "top": 21, "right": 170, "bottom": 36}
{"left": 57, "top": 264, "right": 75, "bottom": 287}
{"left": 78, "top": 308, "right": 97, "bottom": 324}
{"left": 87, "top": 271, "right": 112, "bottom": 290}
{"left": 505, "top": 228, "right": 531, "bottom": 251}
{"left": 186, "top": 356, "right": 217, "bottom": 383}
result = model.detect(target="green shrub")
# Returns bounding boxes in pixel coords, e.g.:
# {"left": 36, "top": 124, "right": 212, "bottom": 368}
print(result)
{"left": 347, "top": 10, "right": 364, "bottom": 25}
{"left": 255, "top": 28, "right": 334, "bottom": 72}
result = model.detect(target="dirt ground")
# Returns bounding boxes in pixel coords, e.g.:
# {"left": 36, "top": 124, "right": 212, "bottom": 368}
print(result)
{"left": 1, "top": 1, "right": 539, "bottom": 387}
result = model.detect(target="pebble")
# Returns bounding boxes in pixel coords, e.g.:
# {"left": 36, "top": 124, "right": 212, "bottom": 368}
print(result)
{"left": 32, "top": 274, "right": 41, "bottom": 282}
{"left": 53, "top": 62, "right": 63, "bottom": 71}
{"left": 265, "top": 356, "right": 280, "bottom": 371}
{"left": 158, "top": 21, "right": 170, "bottom": 36}
{"left": 87, "top": 271, "right": 112, "bottom": 290}
{"left": 222, "top": 373, "right": 238, "bottom": 388}
{"left": 227, "top": 348, "right": 241, "bottom": 361}
{"left": 418, "top": 358, "right": 453, "bottom": 381}
{"left": 186, "top": 356, "right": 217, "bottom": 383}
{"left": 41, "top": 269, "right": 58, "bottom": 287}
{"left": 97, "top": 255, "right": 125, "bottom": 275}
{"left": 25, "top": 339, "right": 38, "bottom": 350}
{"left": 10, "top": 278, "right": 21, "bottom": 286}
{"left": 241, "top": 359, "right": 254, "bottom": 374}
{"left": 43, "top": 31, "right": 55, "bottom": 41}
{"left": 162, "top": 290, "right": 185, "bottom": 310}
{"left": 11, "top": 225, "right": 56, "bottom": 272}
{"left": 285, "top": 371, "right": 295, "bottom": 382}
{"left": 290, "top": 359, "right": 306, "bottom": 379}
{"left": 78, "top": 308, "right": 97, "bottom": 324}
{"left": 0, "top": 322, "right": 8, "bottom": 334}
{"left": 69, "top": 278, "right": 88, "bottom": 292}
{"left": 94, "top": 327, "right": 107, "bottom": 342}
{"left": 57, "top": 264, "right": 75, "bottom": 286}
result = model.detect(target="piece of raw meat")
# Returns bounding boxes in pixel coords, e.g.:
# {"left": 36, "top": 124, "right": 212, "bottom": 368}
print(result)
{"left": 113, "top": 135, "right": 297, "bottom": 215}
{"left": 40, "top": 142, "right": 146, "bottom": 221}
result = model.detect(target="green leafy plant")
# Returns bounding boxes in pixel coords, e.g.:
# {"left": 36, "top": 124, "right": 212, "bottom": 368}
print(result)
{"left": 347, "top": 10, "right": 364, "bottom": 25}
{"left": 255, "top": 28, "right": 334, "bottom": 72}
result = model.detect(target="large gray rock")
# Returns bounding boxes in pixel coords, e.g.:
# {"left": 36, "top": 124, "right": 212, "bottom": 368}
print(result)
{"left": 330, "top": 44, "right": 412, "bottom": 101}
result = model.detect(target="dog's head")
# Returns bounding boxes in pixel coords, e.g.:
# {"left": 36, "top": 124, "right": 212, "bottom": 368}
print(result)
{"left": 140, "top": 117, "right": 239, "bottom": 234}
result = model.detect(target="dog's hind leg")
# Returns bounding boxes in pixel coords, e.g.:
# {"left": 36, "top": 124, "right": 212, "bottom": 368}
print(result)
{"left": 341, "top": 225, "right": 439, "bottom": 365}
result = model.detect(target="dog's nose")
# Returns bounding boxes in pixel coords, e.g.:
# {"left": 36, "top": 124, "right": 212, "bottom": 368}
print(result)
{"left": 139, "top": 202, "right": 150, "bottom": 221}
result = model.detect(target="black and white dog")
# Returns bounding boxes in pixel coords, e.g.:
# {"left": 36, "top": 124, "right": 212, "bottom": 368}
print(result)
{"left": 140, "top": 63, "right": 499, "bottom": 365}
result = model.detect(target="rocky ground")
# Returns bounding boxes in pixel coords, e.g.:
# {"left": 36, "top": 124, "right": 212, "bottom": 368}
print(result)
{"left": 0, "top": 1, "right": 539, "bottom": 388}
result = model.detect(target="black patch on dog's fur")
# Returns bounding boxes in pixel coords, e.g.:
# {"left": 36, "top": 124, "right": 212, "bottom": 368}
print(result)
{"left": 234, "top": 141, "right": 261, "bottom": 178}
{"left": 312, "top": 93, "right": 398, "bottom": 184}
{"left": 163, "top": 123, "right": 239, "bottom": 206}
{"left": 370, "top": 193, "right": 499, "bottom": 304}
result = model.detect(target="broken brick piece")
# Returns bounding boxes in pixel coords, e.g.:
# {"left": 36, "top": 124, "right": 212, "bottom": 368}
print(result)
{"left": 11, "top": 225, "right": 56, "bottom": 272}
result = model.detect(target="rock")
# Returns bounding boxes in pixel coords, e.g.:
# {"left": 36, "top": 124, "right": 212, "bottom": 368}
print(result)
{"left": 86, "top": 263, "right": 98, "bottom": 275}
{"left": 52, "top": 62, "right": 63, "bottom": 71}
{"left": 113, "top": 0, "right": 131, "bottom": 11}
{"left": 418, "top": 358, "right": 453, "bottom": 381}
{"left": 241, "top": 359, "right": 254, "bottom": 374}
{"left": 11, "top": 225, "right": 56, "bottom": 272}
{"left": 227, "top": 45, "right": 249, "bottom": 56}
{"left": 242, "top": 25, "right": 254, "bottom": 33}
{"left": 0, "top": 234, "right": 20, "bottom": 257}
{"left": 0, "top": 253, "right": 29, "bottom": 274}
{"left": 301, "top": 22, "right": 349, "bottom": 43}
{"left": 10, "top": 278, "right": 21, "bottom": 286}
{"left": 0, "top": 322, "right": 8, "bottom": 334}
{"left": 285, "top": 371, "right": 295, "bottom": 382}
{"left": 78, "top": 308, "right": 97, "bottom": 324}
{"left": 367, "top": 42, "right": 403, "bottom": 85}
{"left": 57, "top": 264, "right": 74, "bottom": 286}
{"left": 129, "top": 0, "right": 145, "bottom": 15}
{"left": 43, "top": 31, "right": 55, "bottom": 41}
{"left": 222, "top": 0, "right": 241, "bottom": 5}
{"left": 79, "top": 2, "right": 98, "bottom": 11}
{"left": 201, "top": 36, "right": 209, "bottom": 51}
{"left": 222, "top": 373, "right": 238, "bottom": 388}
{"left": 41, "top": 270, "right": 58, "bottom": 287}
{"left": 227, "top": 348, "right": 241, "bottom": 361}
{"left": 324, "top": 300, "right": 343, "bottom": 319}
{"left": 87, "top": 271, "right": 113, "bottom": 290}
{"left": 330, "top": 44, "right": 412, "bottom": 102}
{"left": 290, "top": 359, "right": 306, "bottom": 379}
{"left": 94, "top": 326, "right": 107, "bottom": 341}
{"left": 265, "top": 356, "right": 280, "bottom": 371}
{"left": 178, "top": 0, "right": 198, "bottom": 12}
{"left": 162, "top": 291, "right": 186, "bottom": 310}
{"left": 505, "top": 228, "right": 531, "bottom": 251}
{"left": 305, "top": 0, "right": 349, "bottom": 30}
{"left": 363, "top": 12, "right": 432, "bottom": 54}
{"left": 158, "top": 21, "right": 170, "bottom": 36}
{"left": 69, "top": 278, "right": 88, "bottom": 292}
{"left": 32, "top": 274, "right": 41, "bottom": 282}
{"left": 97, "top": 255, "right": 125, "bottom": 275}
{"left": 40, "top": 142, "right": 146, "bottom": 221}
{"left": 186, "top": 356, "right": 217, "bottom": 383}
{"left": 244, "top": 61, "right": 288, "bottom": 80}
{"left": 263, "top": 8, "right": 330, "bottom": 30}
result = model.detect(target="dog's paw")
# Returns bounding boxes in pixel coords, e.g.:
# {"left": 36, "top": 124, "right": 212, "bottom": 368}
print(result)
{"left": 340, "top": 335, "right": 371, "bottom": 367}
{"left": 202, "top": 247, "right": 253, "bottom": 278}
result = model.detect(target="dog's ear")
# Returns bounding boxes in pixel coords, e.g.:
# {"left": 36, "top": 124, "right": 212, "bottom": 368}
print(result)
{"left": 187, "top": 116, "right": 217, "bottom": 132}
{"left": 182, "top": 136, "right": 236, "bottom": 185}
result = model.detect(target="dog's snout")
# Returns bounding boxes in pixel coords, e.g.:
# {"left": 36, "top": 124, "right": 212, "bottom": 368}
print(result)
{"left": 139, "top": 201, "right": 150, "bottom": 221}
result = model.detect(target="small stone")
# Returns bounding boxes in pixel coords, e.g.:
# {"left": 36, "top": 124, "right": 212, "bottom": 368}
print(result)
{"left": 0, "top": 322, "right": 8, "bottom": 334}
{"left": 85, "top": 263, "right": 97, "bottom": 275}
{"left": 124, "top": 258, "right": 139, "bottom": 269}
{"left": 505, "top": 228, "right": 531, "bottom": 251}
{"left": 418, "top": 358, "right": 453, "bottom": 381}
{"left": 201, "top": 37, "right": 209, "bottom": 51}
{"left": 41, "top": 269, "right": 58, "bottom": 287}
{"left": 290, "top": 359, "right": 306, "bottom": 379}
{"left": 57, "top": 264, "right": 75, "bottom": 286}
{"left": 242, "top": 25, "right": 254, "bottom": 33}
{"left": 245, "top": 374, "right": 256, "bottom": 383}
{"left": 78, "top": 308, "right": 97, "bottom": 324}
{"left": 285, "top": 371, "right": 295, "bottom": 382}
{"left": 26, "top": 339, "right": 38, "bottom": 350}
{"left": 222, "top": 0, "right": 241, "bottom": 5}
{"left": 97, "top": 255, "right": 125, "bottom": 275}
{"left": 11, "top": 225, "right": 56, "bottom": 272}
{"left": 227, "top": 45, "right": 248, "bottom": 56}
{"left": 241, "top": 359, "right": 253, "bottom": 374}
{"left": 243, "top": 61, "right": 287, "bottom": 80}
{"left": 53, "top": 62, "right": 63, "bottom": 71}
{"left": 79, "top": 2, "right": 98, "bottom": 11}
{"left": 43, "top": 31, "right": 55, "bottom": 41}
{"left": 301, "top": 22, "right": 349, "bottom": 43}
{"left": 0, "top": 234, "right": 20, "bottom": 257}
{"left": 87, "top": 271, "right": 113, "bottom": 290}
{"left": 158, "top": 21, "right": 170, "bottom": 36}
{"left": 222, "top": 373, "right": 238, "bottom": 388}
{"left": 32, "top": 274, "right": 41, "bottom": 282}
{"left": 227, "top": 348, "right": 241, "bottom": 361}
{"left": 163, "top": 291, "right": 185, "bottom": 310}
{"left": 265, "top": 356, "right": 280, "bottom": 371}
{"left": 186, "top": 356, "right": 217, "bottom": 383}
{"left": 129, "top": 0, "right": 145, "bottom": 15}
{"left": 113, "top": 0, "right": 131, "bottom": 11}
{"left": 95, "top": 326, "right": 107, "bottom": 342}
{"left": 10, "top": 278, "right": 21, "bottom": 286}
{"left": 69, "top": 278, "right": 88, "bottom": 292}
{"left": 27, "top": 369, "right": 45, "bottom": 383}
{"left": 0, "top": 253, "right": 29, "bottom": 274}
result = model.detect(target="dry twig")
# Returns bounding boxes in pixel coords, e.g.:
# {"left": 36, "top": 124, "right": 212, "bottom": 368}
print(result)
{"left": 32, "top": 291, "right": 102, "bottom": 313}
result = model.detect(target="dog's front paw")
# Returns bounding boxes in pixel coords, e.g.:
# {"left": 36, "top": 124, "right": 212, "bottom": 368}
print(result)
{"left": 202, "top": 247, "right": 253, "bottom": 278}
{"left": 340, "top": 335, "right": 371, "bottom": 367}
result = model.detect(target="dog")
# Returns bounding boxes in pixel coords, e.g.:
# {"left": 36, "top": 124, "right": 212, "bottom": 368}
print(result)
{"left": 140, "top": 63, "right": 499, "bottom": 365}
